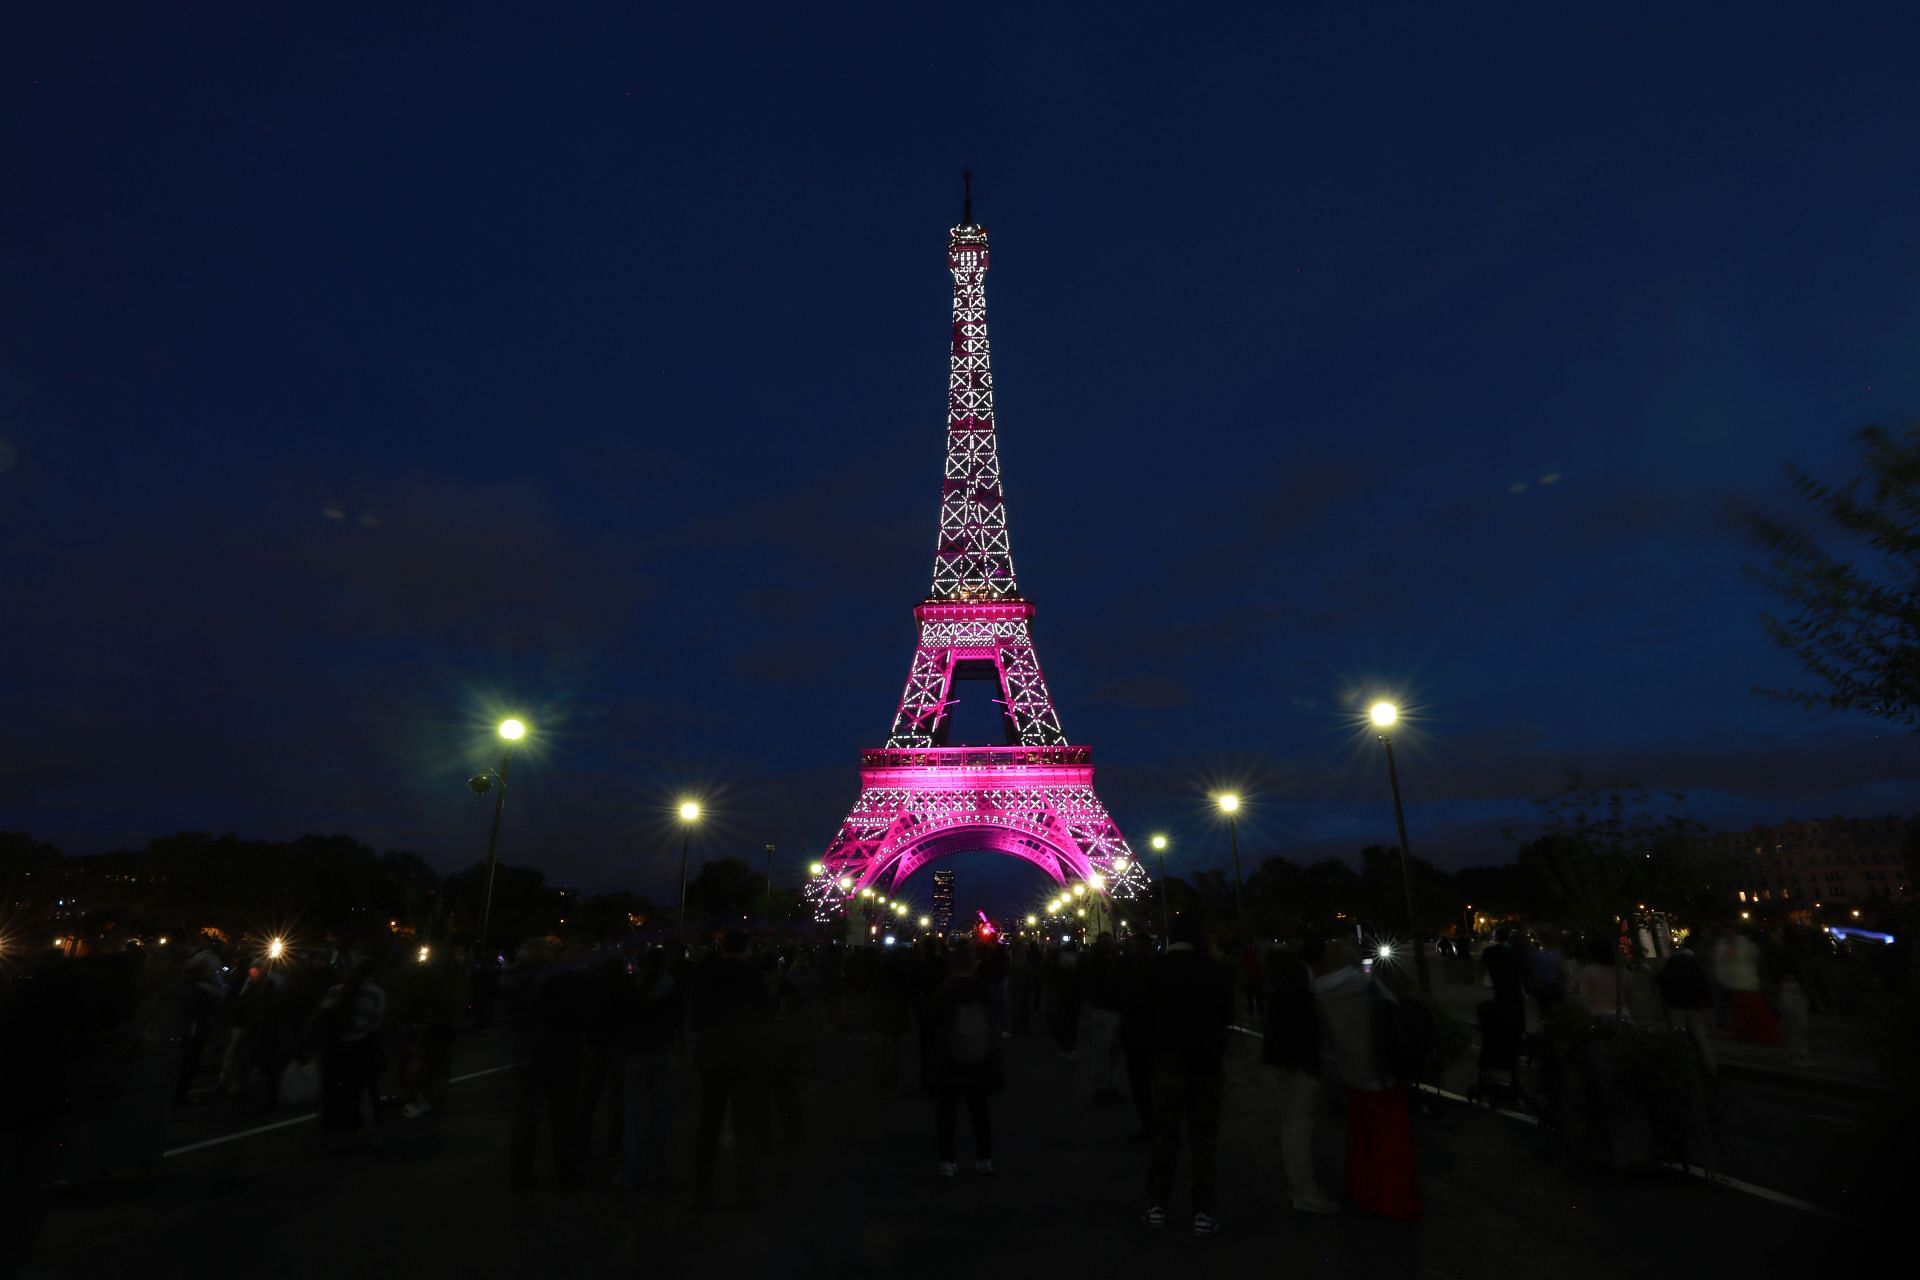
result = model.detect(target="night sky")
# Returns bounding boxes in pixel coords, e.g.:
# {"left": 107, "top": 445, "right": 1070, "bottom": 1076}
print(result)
{"left": 6, "top": 4, "right": 1920, "bottom": 913}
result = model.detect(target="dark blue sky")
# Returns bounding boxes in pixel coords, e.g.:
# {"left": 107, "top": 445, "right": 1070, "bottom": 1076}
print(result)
{"left": 5, "top": 3, "right": 1918, "bottom": 910}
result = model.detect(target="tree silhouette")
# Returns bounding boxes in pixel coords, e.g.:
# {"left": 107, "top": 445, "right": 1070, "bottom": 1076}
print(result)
{"left": 1747, "top": 423, "right": 1920, "bottom": 725}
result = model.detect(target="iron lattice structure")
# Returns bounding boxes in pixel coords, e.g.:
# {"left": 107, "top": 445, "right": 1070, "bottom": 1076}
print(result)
{"left": 808, "top": 189, "right": 1146, "bottom": 922}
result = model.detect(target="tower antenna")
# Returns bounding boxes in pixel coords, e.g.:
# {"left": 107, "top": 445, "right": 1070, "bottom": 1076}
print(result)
{"left": 963, "top": 168, "right": 973, "bottom": 225}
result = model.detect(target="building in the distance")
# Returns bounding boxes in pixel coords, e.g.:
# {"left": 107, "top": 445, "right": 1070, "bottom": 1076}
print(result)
{"left": 931, "top": 869, "right": 956, "bottom": 933}
{"left": 1695, "top": 815, "right": 1911, "bottom": 909}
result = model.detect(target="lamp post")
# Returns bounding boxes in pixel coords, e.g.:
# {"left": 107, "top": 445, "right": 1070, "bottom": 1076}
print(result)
{"left": 1149, "top": 833, "right": 1172, "bottom": 941}
{"left": 468, "top": 717, "right": 526, "bottom": 956}
{"left": 676, "top": 799, "right": 702, "bottom": 940}
{"left": 1370, "top": 701, "right": 1431, "bottom": 998}
{"left": 1214, "top": 793, "right": 1248, "bottom": 939}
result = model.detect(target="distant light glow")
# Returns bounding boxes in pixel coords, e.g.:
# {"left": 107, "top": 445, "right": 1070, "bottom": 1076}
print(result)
{"left": 1377, "top": 944, "right": 1393, "bottom": 960}
{"left": 838, "top": 875, "right": 854, "bottom": 890}
{"left": 1025, "top": 915, "right": 1038, "bottom": 926}
{"left": 919, "top": 916, "right": 932, "bottom": 928}
{"left": 1827, "top": 925, "right": 1895, "bottom": 945}
{"left": 498, "top": 718, "right": 527, "bottom": 741}
{"left": 1087, "top": 873, "right": 1106, "bottom": 892}
{"left": 1369, "top": 701, "right": 1399, "bottom": 729}
{"left": 267, "top": 937, "right": 286, "bottom": 960}
{"left": 677, "top": 800, "right": 702, "bottom": 823}
{"left": 809, "top": 862, "right": 826, "bottom": 876}
{"left": 417, "top": 945, "right": 431, "bottom": 963}
{"left": 1150, "top": 834, "right": 1168, "bottom": 851}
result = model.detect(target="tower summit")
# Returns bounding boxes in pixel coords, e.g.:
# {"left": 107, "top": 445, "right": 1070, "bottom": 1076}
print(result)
{"left": 805, "top": 188, "right": 1145, "bottom": 918}
{"left": 932, "top": 174, "right": 1015, "bottom": 602}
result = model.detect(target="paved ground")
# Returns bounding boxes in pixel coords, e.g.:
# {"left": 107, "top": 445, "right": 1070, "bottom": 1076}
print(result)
{"left": 29, "top": 1010, "right": 1872, "bottom": 1279}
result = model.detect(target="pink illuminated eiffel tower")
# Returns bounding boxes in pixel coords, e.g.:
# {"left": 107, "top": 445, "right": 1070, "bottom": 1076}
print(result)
{"left": 806, "top": 179, "right": 1146, "bottom": 920}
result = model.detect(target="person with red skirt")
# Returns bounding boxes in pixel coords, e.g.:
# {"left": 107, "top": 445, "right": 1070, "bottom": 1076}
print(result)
{"left": 1314, "top": 939, "right": 1421, "bottom": 1220}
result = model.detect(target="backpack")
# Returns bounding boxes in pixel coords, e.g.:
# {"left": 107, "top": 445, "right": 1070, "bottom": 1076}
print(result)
{"left": 949, "top": 998, "right": 992, "bottom": 1065}
{"left": 1369, "top": 981, "right": 1434, "bottom": 1083}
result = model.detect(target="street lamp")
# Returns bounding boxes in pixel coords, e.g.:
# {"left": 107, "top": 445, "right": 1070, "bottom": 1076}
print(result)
{"left": 1150, "top": 833, "right": 1172, "bottom": 940}
{"left": 1369, "top": 701, "right": 1430, "bottom": 998}
{"left": 1213, "top": 793, "right": 1248, "bottom": 939}
{"left": 468, "top": 716, "right": 528, "bottom": 956}
{"left": 677, "top": 799, "right": 702, "bottom": 939}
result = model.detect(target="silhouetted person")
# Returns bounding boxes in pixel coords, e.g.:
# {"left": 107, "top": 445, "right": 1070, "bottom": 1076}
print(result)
{"left": 172, "top": 951, "right": 222, "bottom": 1105}
{"left": 764, "top": 952, "right": 815, "bottom": 1148}
{"left": 577, "top": 955, "right": 628, "bottom": 1158}
{"left": 1139, "top": 915, "right": 1232, "bottom": 1238}
{"left": 1116, "top": 932, "right": 1156, "bottom": 1141}
{"left": 1048, "top": 942, "right": 1083, "bottom": 1059}
{"left": 976, "top": 935, "right": 1010, "bottom": 1037}
{"left": 1007, "top": 940, "right": 1036, "bottom": 1037}
{"left": 1263, "top": 937, "right": 1336, "bottom": 1213}
{"left": 1524, "top": 929, "right": 1566, "bottom": 1013}
{"left": 617, "top": 948, "right": 683, "bottom": 1189}
{"left": 506, "top": 947, "right": 590, "bottom": 1189}
{"left": 923, "top": 945, "right": 1004, "bottom": 1176}
{"left": 1656, "top": 939, "right": 1715, "bottom": 1074}
{"left": 1085, "top": 932, "right": 1125, "bottom": 1104}
{"left": 1481, "top": 926, "right": 1524, "bottom": 1007}
{"left": 315, "top": 956, "right": 386, "bottom": 1146}
{"left": 690, "top": 932, "right": 771, "bottom": 1209}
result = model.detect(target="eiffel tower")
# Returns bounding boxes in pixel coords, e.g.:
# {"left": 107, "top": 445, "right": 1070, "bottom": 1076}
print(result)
{"left": 806, "top": 178, "right": 1146, "bottom": 923}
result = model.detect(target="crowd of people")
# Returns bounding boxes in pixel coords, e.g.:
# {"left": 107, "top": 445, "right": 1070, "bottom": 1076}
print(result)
{"left": 9, "top": 905, "right": 1901, "bottom": 1260}
{"left": 1468, "top": 919, "right": 1854, "bottom": 1077}
{"left": 487, "top": 913, "right": 1430, "bottom": 1237}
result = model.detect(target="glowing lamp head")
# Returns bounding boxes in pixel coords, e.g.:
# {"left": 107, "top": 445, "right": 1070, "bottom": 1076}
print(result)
{"left": 677, "top": 799, "right": 701, "bottom": 823}
{"left": 809, "top": 862, "right": 825, "bottom": 877}
{"left": 266, "top": 937, "right": 286, "bottom": 960}
{"left": 919, "top": 916, "right": 932, "bottom": 928}
{"left": 838, "top": 875, "right": 854, "bottom": 891}
{"left": 1025, "top": 915, "right": 1038, "bottom": 926}
{"left": 1369, "top": 701, "right": 1399, "bottom": 729}
{"left": 1215, "top": 793, "right": 1241, "bottom": 814}
{"left": 894, "top": 903, "right": 907, "bottom": 917}
{"left": 1112, "top": 857, "right": 1130, "bottom": 873}
{"left": 1150, "top": 834, "right": 1168, "bottom": 851}
{"left": 1377, "top": 944, "right": 1393, "bottom": 960}
{"left": 1087, "top": 873, "right": 1106, "bottom": 892}
{"left": 1071, "top": 883, "right": 1087, "bottom": 898}
{"left": 498, "top": 717, "right": 527, "bottom": 742}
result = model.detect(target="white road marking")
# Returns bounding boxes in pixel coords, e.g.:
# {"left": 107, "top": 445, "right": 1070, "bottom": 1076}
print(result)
{"left": 161, "top": 1063, "right": 514, "bottom": 1158}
